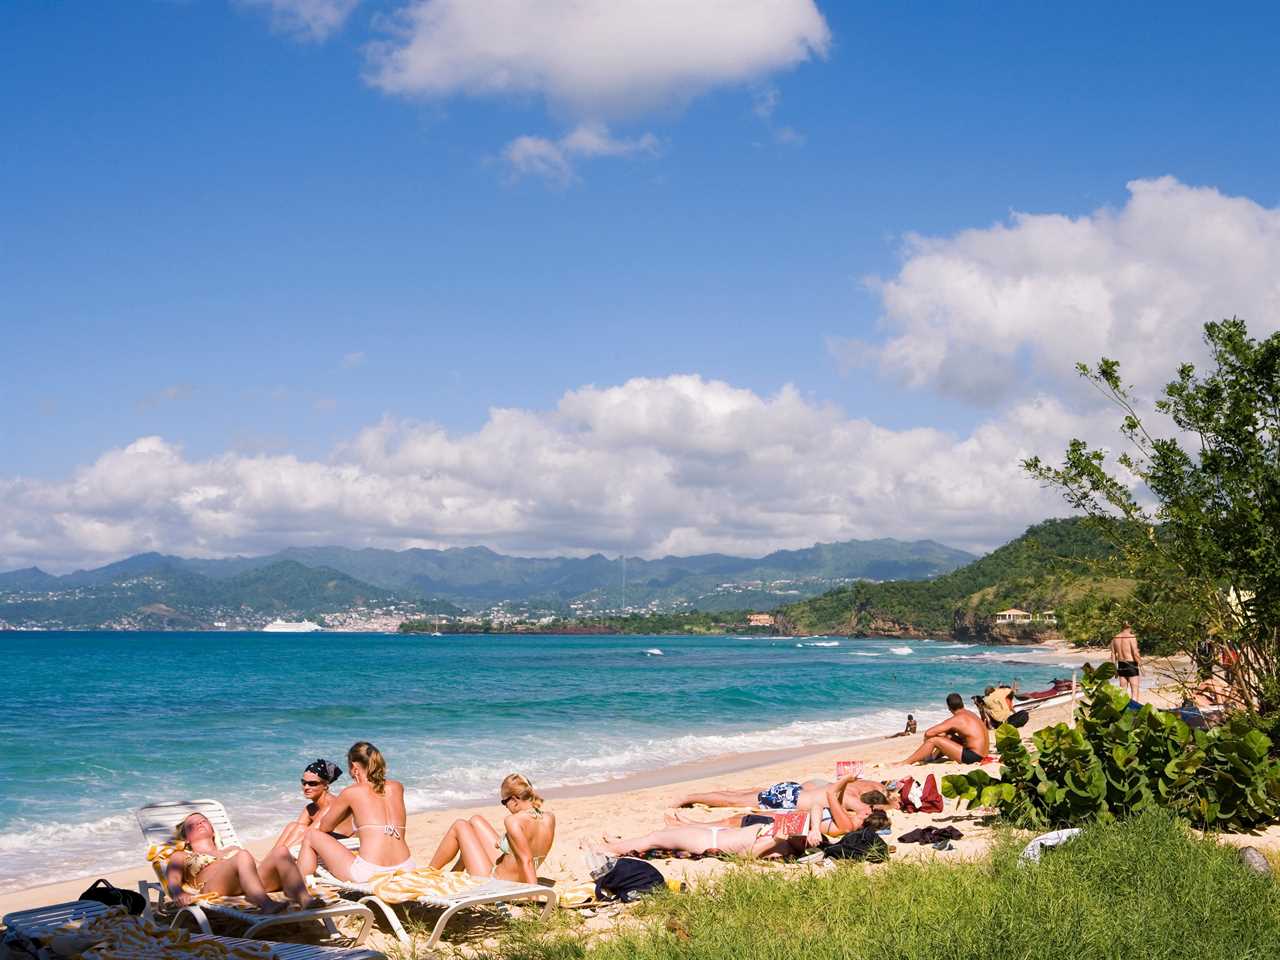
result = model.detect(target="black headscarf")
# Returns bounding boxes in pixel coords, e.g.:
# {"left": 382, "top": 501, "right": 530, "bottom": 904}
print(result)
{"left": 305, "top": 759, "right": 343, "bottom": 784}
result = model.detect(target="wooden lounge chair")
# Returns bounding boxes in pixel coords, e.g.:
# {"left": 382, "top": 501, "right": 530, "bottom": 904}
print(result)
{"left": 310, "top": 863, "right": 557, "bottom": 948}
{"left": 2, "top": 899, "right": 385, "bottom": 960}
{"left": 135, "top": 800, "right": 374, "bottom": 944}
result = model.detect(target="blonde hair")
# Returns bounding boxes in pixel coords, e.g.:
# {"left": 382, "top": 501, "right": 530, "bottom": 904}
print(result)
{"left": 500, "top": 773, "right": 543, "bottom": 810}
{"left": 348, "top": 741, "right": 387, "bottom": 795}
{"left": 175, "top": 813, "right": 204, "bottom": 843}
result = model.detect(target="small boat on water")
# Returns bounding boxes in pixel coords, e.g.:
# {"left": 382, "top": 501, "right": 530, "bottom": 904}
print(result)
{"left": 642, "top": 648, "right": 664, "bottom": 656}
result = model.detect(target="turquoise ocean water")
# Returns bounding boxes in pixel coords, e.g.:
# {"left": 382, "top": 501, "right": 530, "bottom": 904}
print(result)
{"left": 0, "top": 631, "right": 1078, "bottom": 892}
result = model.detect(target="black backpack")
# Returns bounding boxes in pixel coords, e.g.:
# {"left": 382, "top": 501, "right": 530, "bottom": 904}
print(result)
{"left": 78, "top": 878, "right": 146, "bottom": 916}
{"left": 594, "top": 857, "right": 666, "bottom": 902}
{"left": 822, "top": 826, "right": 889, "bottom": 863}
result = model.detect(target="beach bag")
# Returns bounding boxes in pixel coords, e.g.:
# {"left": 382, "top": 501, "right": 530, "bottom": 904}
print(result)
{"left": 79, "top": 878, "right": 146, "bottom": 916}
{"left": 919, "top": 774, "right": 944, "bottom": 813}
{"left": 594, "top": 857, "right": 666, "bottom": 903}
{"left": 822, "top": 827, "right": 888, "bottom": 863}
{"left": 1008, "top": 709, "right": 1029, "bottom": 728}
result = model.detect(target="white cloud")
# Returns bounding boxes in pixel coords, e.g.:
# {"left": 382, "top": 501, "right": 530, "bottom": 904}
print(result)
{"left": 0, "top": 375, "right": 1105, "bottom": 573}
{"left": 237, "top": 0, "right": 362, "bottom": 41}
{"left": 504, "top": 123, "right": 659, "bottom": 184}
{"left": 365, "top": 0, "right": 831, "bottom": 118}
{"left": 342, "top": 351, "right": 367, "bottom": 368}
{"left": 865, "top": 177, "right": 1280, "bottom": 405}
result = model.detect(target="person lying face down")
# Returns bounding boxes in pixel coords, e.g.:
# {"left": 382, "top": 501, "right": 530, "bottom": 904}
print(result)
{"left": 900, "top": 693, "right": 989, "bottom": 765}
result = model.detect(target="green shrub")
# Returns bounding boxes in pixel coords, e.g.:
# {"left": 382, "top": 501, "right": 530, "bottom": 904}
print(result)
{"left": 943, "top": 663, "right": 1280, "bottom": 829}
{"left": 485, "top": 812, "right": 1280, "bottom": 960}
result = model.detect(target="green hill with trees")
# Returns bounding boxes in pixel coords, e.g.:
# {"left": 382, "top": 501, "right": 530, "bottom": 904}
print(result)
{"left": 776, "top": 518, "right": 1124, "bottom": 642}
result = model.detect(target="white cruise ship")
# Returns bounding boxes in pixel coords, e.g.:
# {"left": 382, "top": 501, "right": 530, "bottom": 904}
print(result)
{"left": 262, "top": 619, "right": 323, "bottom": 632}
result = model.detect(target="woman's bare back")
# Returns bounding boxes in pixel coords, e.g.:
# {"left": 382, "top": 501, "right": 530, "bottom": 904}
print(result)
{"left": 344, "top": 780, "right": 409, "bottom": 864}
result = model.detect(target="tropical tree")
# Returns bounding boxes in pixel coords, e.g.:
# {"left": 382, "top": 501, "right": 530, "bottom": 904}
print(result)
{"left": 1025, "top": 318, "right": 1280, "bottom": 712}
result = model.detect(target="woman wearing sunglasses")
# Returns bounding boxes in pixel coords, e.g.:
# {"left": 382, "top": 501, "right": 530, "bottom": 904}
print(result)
{"left": 427, "top": 773, "right": 555, "bottom": 884}
{"left": 272, "top": 759, "right": 352, "bottom": 851}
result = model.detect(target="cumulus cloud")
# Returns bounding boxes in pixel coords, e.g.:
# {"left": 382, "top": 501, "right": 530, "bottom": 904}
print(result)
{"left": 865, "top": 177, "right": 1280, "bottom": 405}
{"left": 237, "top": 0, "right": 362, "bottom": 40}
{"left": 504, "top": 123, "right": 660, "bottom": 184}
{"left": 0, "top": 375, "right": 1097, "bottom": 573}
{"left": 366, "top": 0, "right": 831, "bottom": 118}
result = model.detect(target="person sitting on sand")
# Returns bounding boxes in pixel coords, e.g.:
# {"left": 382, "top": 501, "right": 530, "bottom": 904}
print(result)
{"left": 901, "top": 693, "right": 989, "bottom": 765}
{"left": 167, "top": 812, "right": 318, "bottom": 911}
{"left": 273, "top": 759, "right": 352, "bottom": 851}
{"left": 888, "top": 714, "right": 918, "bottom": 738}
{"left": 296, "top": 741, "right": 416, "bottom": 883}
{"left": 427, "top": 773, "right": 556, "bottom": 884}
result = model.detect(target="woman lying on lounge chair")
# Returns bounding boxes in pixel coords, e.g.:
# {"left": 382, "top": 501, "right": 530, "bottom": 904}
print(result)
{"left": 167, "top": 812, "right": 319, "bottom": 911}
{"left": 273, "top": 758, "right": 352, "bottom": 851}
{"left": 427, "top": 774, "right": 556, "bottom": 884}
{"left": 296, "top": 741, "right": 416, "bottom": 883}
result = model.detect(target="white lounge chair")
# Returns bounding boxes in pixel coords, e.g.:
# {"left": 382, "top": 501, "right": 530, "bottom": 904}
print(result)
{"left": 135, "top": 800, "right": 374, "bottom": 944}
{"left": 311, "top": 864, "right": 557, "bottom": 948}
{"left": 2, "top": 899, "right": 385, "bottom": 960}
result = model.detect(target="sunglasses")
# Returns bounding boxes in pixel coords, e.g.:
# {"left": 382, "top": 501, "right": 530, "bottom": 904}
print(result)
{"left": 500, "top": 796, "right": 516, "bottom": 808}
{"left": 301, "top": 779, "right": 325, "bottom": 787}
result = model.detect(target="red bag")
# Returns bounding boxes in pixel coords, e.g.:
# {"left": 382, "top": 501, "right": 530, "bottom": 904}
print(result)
{"left": 919, "top": 774, "right": 944, "bottom": 813}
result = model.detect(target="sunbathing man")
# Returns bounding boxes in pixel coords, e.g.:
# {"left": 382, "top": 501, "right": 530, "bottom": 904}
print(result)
{"left": 900, "top": 693, "right": 989, "bottom": 765}
{"left": 670, "top": 780, "right": 894, "bottom": 842}
{"left": 675, "top": 774, "right": 900, "bottom": 822}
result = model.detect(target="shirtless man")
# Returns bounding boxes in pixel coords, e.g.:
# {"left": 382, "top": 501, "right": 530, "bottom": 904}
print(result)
{"left": 675, "top": 775, "right": 900, "bottom": 818}
{"left": 901, "top": 693, "right": 989, "bottom": 765}
{"left": 1111, "top": 625, "right": 1141, "bottom": 702}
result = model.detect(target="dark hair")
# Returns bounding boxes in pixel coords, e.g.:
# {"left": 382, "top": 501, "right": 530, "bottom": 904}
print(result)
{"left": 906, "top": 714, "right": 914, "bottom": 720}
{"left": 946, "top": 692, "right": 964, "bottom": 711}
{"left": 864, "top": 809, "right": 891, "bottom": 831}
{"left": 859, "top": 790, "right": 889, "bottom": 806}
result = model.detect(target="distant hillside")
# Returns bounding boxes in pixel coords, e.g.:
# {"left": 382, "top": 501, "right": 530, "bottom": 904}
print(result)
{"left": 0, "top": 559, "right": 459, "bottom": 630}
{"left": 776, "top": 518, "right": 1121, "bottom": 640}
{"left": 183, "top": 537, "right": 976, "bottom": 611}
{"left": 0, "top": 536, "right": 975, "bottom": 627}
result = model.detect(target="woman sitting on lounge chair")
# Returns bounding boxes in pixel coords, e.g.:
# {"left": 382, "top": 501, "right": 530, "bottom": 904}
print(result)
{"left": 167, "top": 812, "right": 318, "bottom": 911}
{"left": 427, "top": 774, "right": 556, "bottom": 885}
{"left": 296, "top": 741, "right": 416, "bottom": 883}
{"left": 273, "top": 758, "right": 352, "bottom": 851}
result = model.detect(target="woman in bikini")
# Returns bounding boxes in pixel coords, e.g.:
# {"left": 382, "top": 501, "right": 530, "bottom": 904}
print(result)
{"left": 272, "top": 759, "right": 352, "bottom": 851}
{"left": 296, "top": 741, "right": 416, "bottom": 883}
{"left": 427, "top": 774, "right": 555, "bottom": 885}
{"left": 165, "top": 813, "right": 317, "bottom": 911}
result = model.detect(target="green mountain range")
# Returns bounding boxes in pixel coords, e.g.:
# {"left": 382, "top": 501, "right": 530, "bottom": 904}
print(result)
{"left": 776, "top": 518, "right": 1120, "bottom": 641}
{"left": 0, "top": 537, "right": 975, "bottom": 629}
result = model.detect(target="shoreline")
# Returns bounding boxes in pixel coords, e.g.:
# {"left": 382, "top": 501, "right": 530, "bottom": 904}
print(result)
{"left": 0, "top": 636, "right": 1106, "bottom": 917}
{"left": 0, "top": 662, "right": 1101, "bottom": 916}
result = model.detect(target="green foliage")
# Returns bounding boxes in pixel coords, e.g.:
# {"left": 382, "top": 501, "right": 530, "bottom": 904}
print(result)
{"left": 943, "top": 663, "right": 1280, "bottom": 830}
{"left": 780, "top": 517, "right": 1117, "bottom": 636}
{"left": 1026, "top": 318, "right": 1280, "bottom": 711}
{"left": 481, "top": 812, "right": 1280, "bottom": 960}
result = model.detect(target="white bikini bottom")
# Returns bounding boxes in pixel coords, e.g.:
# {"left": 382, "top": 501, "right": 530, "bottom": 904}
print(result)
{"left": 348, "top": 854, "right": 416, "bottom": 883}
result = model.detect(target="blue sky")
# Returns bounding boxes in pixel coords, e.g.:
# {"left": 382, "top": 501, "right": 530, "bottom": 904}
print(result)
{"left": 3, "top": 1, "right": 1280, "bottom": 569}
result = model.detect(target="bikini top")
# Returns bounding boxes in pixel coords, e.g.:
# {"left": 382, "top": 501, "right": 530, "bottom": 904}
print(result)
{"left": 354, "top": 822, "right": 404, "bottom": 839}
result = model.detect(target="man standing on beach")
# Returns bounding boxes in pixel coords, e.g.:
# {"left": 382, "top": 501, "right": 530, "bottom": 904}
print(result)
{"left": 900, "top": 693, "right": 989, "bottom": 765}
{"left": 1111, "top": 625, "right": 1142, "bottom": 702}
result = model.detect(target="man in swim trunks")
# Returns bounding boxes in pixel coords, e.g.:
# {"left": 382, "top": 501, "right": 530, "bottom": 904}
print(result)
{"left": 900, "top": 693, "right": 989, "bottom": 765}
{"left": 674, "top": 775, "right": 900, "bottom": 819}
{"left": 1111, "top": 625, "right": 1141, "bottom": 702}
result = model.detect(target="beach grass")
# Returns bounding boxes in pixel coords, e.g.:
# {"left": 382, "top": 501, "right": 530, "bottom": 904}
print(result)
{"left": 483, "top": 811, "right": 1279, "bottom": 960}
